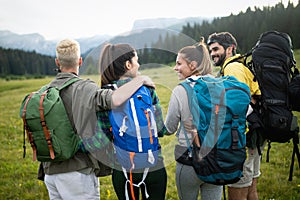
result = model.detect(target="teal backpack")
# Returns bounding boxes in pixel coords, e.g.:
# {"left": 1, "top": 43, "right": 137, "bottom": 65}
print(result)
{"left": 20, "top": 78, "right": 81, "bottom": 162}
{"left": 180, "top": 75, "right": 251, "bottom": 185}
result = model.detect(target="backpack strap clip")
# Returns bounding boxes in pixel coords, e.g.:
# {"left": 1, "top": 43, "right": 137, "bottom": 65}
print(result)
{"left": 122, "top": 166, "right": 150, "bottom": 200}
{"left": 231, "top": 115, "right": 239, "bottom": 149}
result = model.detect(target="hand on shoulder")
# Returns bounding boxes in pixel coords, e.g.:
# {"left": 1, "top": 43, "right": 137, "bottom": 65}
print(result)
{"left": 137, "top": 75, "right": 155, "bottom": 88}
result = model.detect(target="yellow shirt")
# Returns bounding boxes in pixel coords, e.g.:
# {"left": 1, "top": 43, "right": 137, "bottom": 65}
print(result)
{"left": 222, "top": 54, "right": 261, "bottom": 96}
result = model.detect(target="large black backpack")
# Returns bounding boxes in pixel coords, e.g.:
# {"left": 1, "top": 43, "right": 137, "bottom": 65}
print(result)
{"left": 246, "top": 30, "right": 299, "bottom": 181}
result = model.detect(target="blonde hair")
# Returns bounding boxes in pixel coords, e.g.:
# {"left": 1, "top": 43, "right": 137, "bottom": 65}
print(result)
{"left": 178, "top": 37, "right": 213, "bottom": 76}
{"left": 56, "top": 39, "right": 81, "bottom": 68}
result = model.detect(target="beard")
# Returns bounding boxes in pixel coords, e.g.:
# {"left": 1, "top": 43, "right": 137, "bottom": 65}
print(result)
{"left": 212, "top": 52, "right": 226, "bottom": 66}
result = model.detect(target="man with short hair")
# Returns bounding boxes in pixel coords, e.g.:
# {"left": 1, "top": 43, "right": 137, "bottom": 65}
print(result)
{"left": 207, "top": 32, "right": 261, "bottom": 200}
{"left": 43, "top": 38, "right": 154, "bottom": 199}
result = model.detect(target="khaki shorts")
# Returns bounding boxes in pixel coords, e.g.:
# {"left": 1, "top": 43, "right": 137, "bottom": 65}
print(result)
{"left": 228, "top": 147, "right": 261, "bottom": 188}
{"left": 44, "top": 171, "right": 100, "bottom": 199}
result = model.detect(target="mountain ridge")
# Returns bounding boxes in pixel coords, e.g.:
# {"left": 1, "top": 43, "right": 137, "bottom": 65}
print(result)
{"left": 0, "top": 16, "right": 210, "bottom": 56}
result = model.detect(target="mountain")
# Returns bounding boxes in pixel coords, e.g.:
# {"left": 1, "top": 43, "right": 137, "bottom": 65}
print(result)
{"left": 0, "top": 30, "right": 111, "bottom": 56}
{"left": 132, "top": 17, "right": 211, "bottom": 32}
{"left": 0, "top": 16, "right": 211, "bottom": 57}
{"left": 82, "top": 17, "right": 211, "bottom": 69}
{"left": 0, "top": 30, "right": 56, "bottom": 55}
{"left": 82, "top": 28, "right": 182, "bottom": 72}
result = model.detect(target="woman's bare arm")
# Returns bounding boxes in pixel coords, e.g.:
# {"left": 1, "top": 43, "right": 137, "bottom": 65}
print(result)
{"left": 111, "top": 75, "right": 155, "bottom": 108}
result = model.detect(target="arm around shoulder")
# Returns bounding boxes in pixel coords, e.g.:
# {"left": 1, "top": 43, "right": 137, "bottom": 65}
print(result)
{"left": 111, "top": 76, "right": 155, "bottom": 108}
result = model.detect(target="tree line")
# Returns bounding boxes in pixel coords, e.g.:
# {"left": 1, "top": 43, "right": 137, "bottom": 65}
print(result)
{"left": 0, "top": 48, "right": 56, "bottom": 77}
{"left": 1, "top": 1, "right": 299, "bottom": 76}
{"left": 181, "top": 1, "right": 300, "bottom": 53}
{"left": 137, "top": 1, "right": 300, "bottom": 67}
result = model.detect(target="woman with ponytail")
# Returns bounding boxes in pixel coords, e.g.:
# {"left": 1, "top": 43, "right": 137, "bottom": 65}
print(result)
{"left": 98, "top": 43, "right": 167, "bottom": 200}
{"left": 165, "top": 38, "right": 223, "bottom": 200}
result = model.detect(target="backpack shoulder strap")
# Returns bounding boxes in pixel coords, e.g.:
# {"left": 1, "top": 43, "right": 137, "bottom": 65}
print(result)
{"left": 59, "top": 77, "right": 81, "bottom": 90}
{"left": 178, "top": 80, "right": 196, "bottom": 151}
{"left": 223, "top": 54, "right": 248, "bottom": 71}
{"left": 289, "top": 129, "right": 300, "bottom": 181}
{"left": 221, "top": 56, "right": 242, "bottom": 77}
{"left": 179, "top": 80, "right": 194, "bottom": 114}
{"left": 224, "top": 52, "right": 258, "bottom": 83}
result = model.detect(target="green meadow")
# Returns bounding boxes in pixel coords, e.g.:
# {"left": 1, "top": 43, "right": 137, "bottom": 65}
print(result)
{"left": 1, "top": 62, "right": 300, "bottom": 199}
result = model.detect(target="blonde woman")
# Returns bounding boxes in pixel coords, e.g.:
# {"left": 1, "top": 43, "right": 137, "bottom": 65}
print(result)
{"left": 165, "top": 39, "right": 222, "bottom": 200}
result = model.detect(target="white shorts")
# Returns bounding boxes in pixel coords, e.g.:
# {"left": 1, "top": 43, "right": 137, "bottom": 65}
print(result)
{"left": 228, "top": 147, "right": 261, "bottom": 188}
{"left": 44, "top": 171, "right": 100, "bottom": 200}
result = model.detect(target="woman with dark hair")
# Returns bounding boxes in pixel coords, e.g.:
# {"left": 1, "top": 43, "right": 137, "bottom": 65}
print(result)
{"left": 98, "top": 43, "right": 167, "bottom": 200}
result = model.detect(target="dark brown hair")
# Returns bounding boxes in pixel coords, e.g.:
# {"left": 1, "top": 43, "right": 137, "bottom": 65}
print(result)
{"left": 99, "top": 43, "right": 136, "bottom": 85}
{"left": 207, "top": 32, "right": 237, "bottom": 55}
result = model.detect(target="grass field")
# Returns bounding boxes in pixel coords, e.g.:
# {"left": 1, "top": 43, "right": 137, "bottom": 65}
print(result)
{"left": 0, "top": 65, "right": 300, "bottom": 200}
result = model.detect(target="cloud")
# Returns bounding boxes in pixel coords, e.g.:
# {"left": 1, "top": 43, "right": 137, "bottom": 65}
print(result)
{"left": 0, "top": 0, "right": 297, "bottom": 40}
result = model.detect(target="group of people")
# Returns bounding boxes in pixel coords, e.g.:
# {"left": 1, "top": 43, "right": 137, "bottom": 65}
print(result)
{"left": 40, "top": 31, "right": 263, "bottom": 200}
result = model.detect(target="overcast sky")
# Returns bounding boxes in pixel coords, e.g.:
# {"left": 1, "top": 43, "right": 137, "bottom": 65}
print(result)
{"left": 0, "top": 0, "right": 297, "bottom": 40}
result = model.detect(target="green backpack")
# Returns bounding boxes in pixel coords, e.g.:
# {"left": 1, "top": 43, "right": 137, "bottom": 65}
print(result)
{"left": 20, "top": 78, "right": 81, "bottom": 162}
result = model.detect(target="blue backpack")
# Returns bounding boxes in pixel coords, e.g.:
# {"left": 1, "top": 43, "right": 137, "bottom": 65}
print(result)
{"left": 109, "top": 85, "right": 159, "bottom": 170}
{"left": 180, "top": 75, "right": 251, "bottom": 185}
